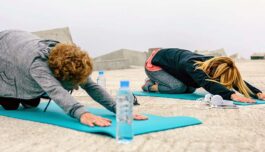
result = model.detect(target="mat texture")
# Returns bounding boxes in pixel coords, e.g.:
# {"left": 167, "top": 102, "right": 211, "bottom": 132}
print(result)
{"left": 133, "top": 91, "right": 265, "bottom": 106}
{"left": 0, "top": 102, "right": 202, "bottom": 138}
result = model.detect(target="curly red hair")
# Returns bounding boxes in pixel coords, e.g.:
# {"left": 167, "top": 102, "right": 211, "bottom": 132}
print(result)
{"left": 48, "top": 43, "right": 93, "bottom": 85}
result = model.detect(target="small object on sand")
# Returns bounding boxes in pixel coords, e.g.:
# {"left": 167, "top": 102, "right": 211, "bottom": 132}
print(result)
{"left": 201, "top": 94, "right": 238, "bottom": 109}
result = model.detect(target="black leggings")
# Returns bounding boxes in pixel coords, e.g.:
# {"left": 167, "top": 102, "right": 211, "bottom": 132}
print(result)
{"left": 0, "top": 97, "right": 40, "bottom": 110}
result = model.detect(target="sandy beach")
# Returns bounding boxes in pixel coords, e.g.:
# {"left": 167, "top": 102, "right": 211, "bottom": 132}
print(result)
{"left": 0, "top": 60, "right": 265, "bottom": 152}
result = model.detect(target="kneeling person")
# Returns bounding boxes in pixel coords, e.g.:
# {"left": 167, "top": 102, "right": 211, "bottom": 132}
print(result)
{"left": 0, "top": 30, "right": 147, "bottom": 127}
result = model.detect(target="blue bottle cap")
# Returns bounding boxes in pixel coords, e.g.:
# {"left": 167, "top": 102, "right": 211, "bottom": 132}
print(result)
{"left": 120, "top": 80, "right": 129, "bottom": 88}
{"left": 99, "top": 71, "right": 104, "bottom": 75}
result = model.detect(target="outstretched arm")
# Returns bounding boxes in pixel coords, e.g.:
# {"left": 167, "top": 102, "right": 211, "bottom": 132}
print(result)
{"left": 80, "top": 77, "right": 116, "bottom": 113}
{"left": 30, "top": 60, "right": 87, "bottom": 119}
{"left": 185, "top": 62, "right": 255, "bottom": 103}
{"left": 30, "top": 60, "right": 113, "bottom": 127}
{"left": 80, "top": 77, "right": 148, "bottom": 120}
{"left": 185, "top": 62, "right": 235, "bottom": 99}
{"left": 233, "top": 81, "right": 262, "bottom": 99}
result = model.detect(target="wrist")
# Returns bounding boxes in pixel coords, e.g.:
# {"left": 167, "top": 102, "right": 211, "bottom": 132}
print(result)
{"left": 79, "top": 112, "right": 91, "bottom": 120}
{"left": 81, "top": 112, "right": 92, "bottom": 117}
{"left": 257, "top": 92, "right": 262, "bottom": 98}
{"left": 230, "top": 93, "right": 237, "bottom": 100}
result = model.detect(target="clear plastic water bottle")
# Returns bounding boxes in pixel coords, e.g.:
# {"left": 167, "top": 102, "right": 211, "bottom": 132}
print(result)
{"left": 97, "top": 71, "right": 106, "bottom": 89}
{"left": 116, "top": 80, "right": 134, "bottom": 143}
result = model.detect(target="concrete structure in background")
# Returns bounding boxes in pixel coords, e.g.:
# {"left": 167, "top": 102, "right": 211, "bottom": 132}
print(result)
{"left": 251, "top": 52, "right": 265, "bottom": 60}
{"left": 148, "top": 48, "right": 227, "bottom": 58}
{"left": 32, "top": 27, "right": 73, "bottom": 43}
{"left": 195, "top": 48, "right": 227, "bottom": 57}
{"left": 229, "top": 53, "right": 239, "bottom": 59}
{"left": 229, "top": 53, "right": 244, "bottom": 60}
{"left": 148, "top": 48, "right": 162, "bottom": 58}
{"left": 93, "top": 58, "right": 130, "bottom": 71}
{"left": 93, "top": 49, "right": 147, "bottom": 70}
{"left": 32, "top": 28, "right": 147, "bottom": 70}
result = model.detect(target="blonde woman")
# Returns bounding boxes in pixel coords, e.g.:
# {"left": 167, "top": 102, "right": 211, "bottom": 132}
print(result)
{"left": 142, "top": 48, "right": 265, "bottom": 103}
{"left": 0, "top": 30, "right": 147, "bottom": 127}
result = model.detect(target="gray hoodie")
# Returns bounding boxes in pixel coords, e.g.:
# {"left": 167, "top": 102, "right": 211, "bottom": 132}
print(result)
{"left": 0, "top": 30, "right": 116, "bottom": 119}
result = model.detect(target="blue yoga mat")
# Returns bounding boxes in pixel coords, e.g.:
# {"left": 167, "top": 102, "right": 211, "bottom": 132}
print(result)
{"left": 133, "top": 91, "right": 265, "bottom": 106}
{"left": 0, "top": 102, "right": 202, "bottom": 138}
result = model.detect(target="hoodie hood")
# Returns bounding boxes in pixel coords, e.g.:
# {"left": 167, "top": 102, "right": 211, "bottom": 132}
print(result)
{"left": 38, "top": 40, "right": 60, "bottom": 60}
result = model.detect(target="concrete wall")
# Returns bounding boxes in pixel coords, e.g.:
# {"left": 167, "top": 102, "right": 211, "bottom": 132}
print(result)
{"left": 148, "top": 48, "right": 162, "bottom": 58}
{"left": 32, "top": 27, "right": 73, "bottom": 44}
{"left": 123, "top": 49, "right": 147, "bottom": 66}
{"left": 93, "top": 58, "right": 130, "bottom": 70}
{"left": 94, "top": 50, "right": 124, "bottom": 62}
{"left": 195, "top": 48, "right": 227, "bottom": 56}
{"left": 93, "top": 49, "right": 147, "bottom": 70}
{"left": 32, "top": 28, "right": 141, "bottom": 70}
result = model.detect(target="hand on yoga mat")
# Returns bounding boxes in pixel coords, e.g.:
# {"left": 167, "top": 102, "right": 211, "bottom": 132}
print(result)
{"left": 231, "top": 94, "right": 256, "bottom": 103}
{"left": 133, "top": 114, "right": 148, "bottom": 120}
{"left": 80, "top": 112, "right": 111, "bottom": 127}
{"left": 257, "top": 93, "right": 265, "bottom": 100}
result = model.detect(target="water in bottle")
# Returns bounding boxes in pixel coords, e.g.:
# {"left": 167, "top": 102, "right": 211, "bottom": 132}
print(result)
{"left": 116, "top": 80, "right": 134, "bottom": 143}
{"left": 97, "top": 71, "right": 106, "bottom": 89}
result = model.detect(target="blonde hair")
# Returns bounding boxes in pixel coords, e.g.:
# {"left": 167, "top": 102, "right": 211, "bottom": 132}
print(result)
{"left": 195, "top": 56, "right": 253, "bottom": 98}
{"left": 48, "top": 43, "right": 93, "bottom": 85}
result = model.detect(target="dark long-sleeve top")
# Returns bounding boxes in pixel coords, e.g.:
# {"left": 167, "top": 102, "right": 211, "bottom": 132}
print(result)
{"left": 152, "top": 48, "right": 262, "bottom": 100}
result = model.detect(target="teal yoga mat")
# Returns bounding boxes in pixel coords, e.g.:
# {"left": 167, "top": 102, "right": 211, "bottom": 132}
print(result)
{"left": 133, "top": 91, "right": 265, "bottom": 106}
{"left": 0, "top": 102, "right": 202, "bottom": 138}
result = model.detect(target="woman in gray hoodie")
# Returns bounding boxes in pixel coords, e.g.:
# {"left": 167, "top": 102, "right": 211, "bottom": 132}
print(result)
{"left": 0, "top": 30, "right": 147, "bottom": 127}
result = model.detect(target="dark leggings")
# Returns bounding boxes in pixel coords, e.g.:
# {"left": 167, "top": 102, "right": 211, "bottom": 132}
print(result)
{"left": 0, "top": 97, "right": 40, "bottom": 110}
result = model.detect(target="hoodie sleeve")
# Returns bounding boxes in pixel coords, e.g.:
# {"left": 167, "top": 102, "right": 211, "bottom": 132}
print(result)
{"left": 30, "top": 58, "right": 87, "bottom": 119}
{"left": 80, "top": 77, "right": 116, "bottom": 113}
{"left": 185, "top": 61, "right": 235, "bottom": 100}
{"left": 233, "top": 81, "right": 262, "bottom": 99}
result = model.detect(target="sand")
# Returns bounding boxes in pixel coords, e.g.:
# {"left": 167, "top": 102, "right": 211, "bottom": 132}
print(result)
{"left": 0, "top": 60, "right": 265, "bottom": 152}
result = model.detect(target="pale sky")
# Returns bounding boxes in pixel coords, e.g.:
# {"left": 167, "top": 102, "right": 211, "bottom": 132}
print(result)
{"left": 1, "top": 0, "right": 265, "bottom": 58}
